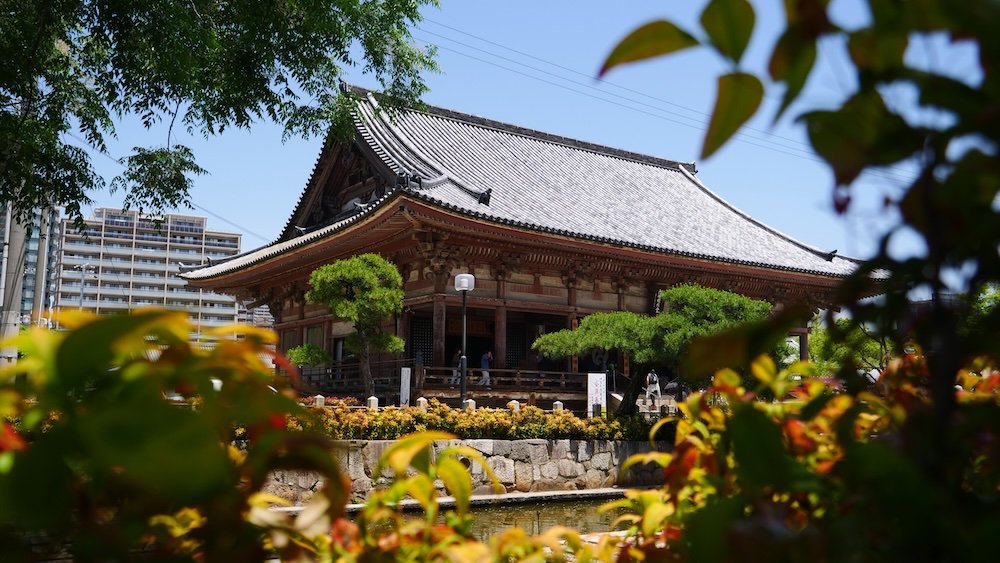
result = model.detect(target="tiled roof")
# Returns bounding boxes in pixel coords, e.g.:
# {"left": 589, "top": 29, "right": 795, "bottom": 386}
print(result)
{"left": 183, "top": 91, "right": 859, "bottom": 281}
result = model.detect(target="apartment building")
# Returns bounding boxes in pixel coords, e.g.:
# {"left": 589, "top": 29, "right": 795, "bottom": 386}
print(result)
{"left": 56, "top": 208, "right": 261, "bottom": 340}
{"left": 1, "top": 206, "right": 61, "bottom": 326}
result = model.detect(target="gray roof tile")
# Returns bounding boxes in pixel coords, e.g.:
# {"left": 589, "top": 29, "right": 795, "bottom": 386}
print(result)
{"left": 183, "top": 91, "right": 859, "bottom": 281}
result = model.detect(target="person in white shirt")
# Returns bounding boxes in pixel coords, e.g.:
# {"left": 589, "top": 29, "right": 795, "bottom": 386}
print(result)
{"left": 645, "top": 369, "right": 661, "bottom": 401}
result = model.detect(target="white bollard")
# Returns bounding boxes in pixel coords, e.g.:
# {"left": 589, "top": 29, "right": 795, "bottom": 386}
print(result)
{"left": 314, "top": 395, "right": 326, "bottom": 407}
{"left": 416, "top": 397, "right": 429, "bottom": 411}
{"left": 507, "top": 400, "right": 520, "bottom": 412}
{"left": 553, "top": 401, "right": 564, "bottom": 411}
{"left": 367, "top": 396, "right": 379, "bottom": 412}
{"left": 463, "top": 399, "right": 476, "bottom": 411}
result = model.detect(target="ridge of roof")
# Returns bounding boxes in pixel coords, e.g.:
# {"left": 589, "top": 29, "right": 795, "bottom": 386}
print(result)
{"left": 346, "top": 84, "right": 697, "bottom": 175}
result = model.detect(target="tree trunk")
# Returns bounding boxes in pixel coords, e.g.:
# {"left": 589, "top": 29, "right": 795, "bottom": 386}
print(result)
{"left": 615, "top": 372, "right": 645, "bottom": 417}
{"left": 359, "top": 336, "right": 374, "bottom": 398}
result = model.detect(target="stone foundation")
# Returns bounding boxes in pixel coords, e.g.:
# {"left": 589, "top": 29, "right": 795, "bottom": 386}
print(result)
{"left": 264, "top": 439, "right": 669, "bottom": 504}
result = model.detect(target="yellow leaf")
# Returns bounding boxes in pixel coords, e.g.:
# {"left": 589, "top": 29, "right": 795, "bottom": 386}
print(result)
{"left": 621, "top": 451, "right": 673, "bottom": 472}
{"left": 379, "top": 430, "right": 455, "bottom": 476}
{"left": 436, "top": 456, "right": 473, "bottom": 514}
{"left": 641, "top": 502, "right": 674, "bottom": 538}
{"left": 751, "top": 355, "right": 776, "bottom": 385}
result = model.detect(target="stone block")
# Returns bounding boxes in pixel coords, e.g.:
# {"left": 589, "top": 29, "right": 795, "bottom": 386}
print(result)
{"left": 473, "top": 484, "right": 497, "bottom": 496}
{"left": 514, "top": 461, "right": 534, "bottom": 492}
{"left": 530, "top": 479, "right": 565, "bottom": 492}
{"left": 493, "top": 440, "right": 512, "bottom": 457}
{"left": 576, "top": 441, "right": 592, "bottom": 462}
{"left": 540, "top": 461, "right": 559, "bottom": 480}
{"left": 511, "top": 440, "right": 549, "bottom": 464}
{"left": 489, "top": 456, "right": 516, "bottom": 485}
{"left": 552, "top": 439, "right": 571, "bottom": 460}
{"left": 557, "top": 459, "right": 582, "bottom": 478}
{"left": 584, "top": 469, "right": 605, "bottom": 489}
{"left": 296, "top": 472, "right": 321, "bottom": 491}
{"left": 353, "top": 477, "right": 373, "bottom": 495}
{"left": 362, "top": 441, "right": 392, "bottom": 477}
{"left": 467, "top": 439, "right": 493, "bottom": 456}
{"left": 602, "top": 472, "right": 617, "bottom": 488}
{"left": 591, "top": 452, "right": 612, "bottom": 471}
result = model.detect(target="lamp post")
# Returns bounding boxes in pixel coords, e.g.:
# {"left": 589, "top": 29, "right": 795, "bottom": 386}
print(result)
{"left": 455, "top": 273, "right": 475, "bottom": 403}
{"left": 74, "top": 263, "right": 94, "bottom": 310}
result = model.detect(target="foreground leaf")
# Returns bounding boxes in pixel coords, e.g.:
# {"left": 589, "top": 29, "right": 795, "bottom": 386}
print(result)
{"left": 702, "top": 72, "right": 763, "bottom": 159}
{"left": 599, "top": 20, "right": 698, "bottom": 76}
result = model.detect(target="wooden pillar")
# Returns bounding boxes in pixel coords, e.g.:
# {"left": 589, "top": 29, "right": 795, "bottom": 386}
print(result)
{"left": 398, "top": 308, "right": 411, "bottom": 358}
{"left": 799, "top": 330, "right": 809, "bottom": 361}
{"left": 494, "top": 306, "right": 507, "bottom": 369}
{"left": 433, "top": 296, "right": 446, "bottom": 367}
{"left": 568, "top": 314, "right": 578, "bottom": 372}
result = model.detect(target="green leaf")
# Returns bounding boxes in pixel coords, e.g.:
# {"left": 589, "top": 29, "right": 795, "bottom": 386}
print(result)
{"left": 848, "top": 29, "right": 907, "bottom": 73}
{"left": 599, "top": 20, "right": 698, "bottom": 77}
{"left": 701, "top": 72, "right": 763, "bottom": 159}
{"left": 55, "top": 310, "right": 188, "bottom": 396}
{"left": 768, "top": 28, "right": 817, "bottom": 120}
{"left": 729, "top": 405, "right": 793, "bottom": 489}
{"left": 436, "top": 456, "right": 473, "bottom": 514}
{"left": 701, "top": 0, "right": 756, "bottom": 63}
{"left": 802, "top": 90, "right": 924, "bottom": 185}
{"left": 0, "top": 437, "right": 74, "bottom": 529}
{"left": 77, "top": 393, "right": 233, "bottom": 504}
{"left": 684, "top": 496, "right": 744, "bottom": 563}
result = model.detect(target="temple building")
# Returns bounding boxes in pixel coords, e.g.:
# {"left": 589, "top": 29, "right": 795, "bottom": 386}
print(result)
{"left": 182, "top": 88, "right": 859, "bottom": 398}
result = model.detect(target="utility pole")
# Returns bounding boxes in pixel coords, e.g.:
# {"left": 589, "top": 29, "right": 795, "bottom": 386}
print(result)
{"left": 1, "top": 211, "right": 27, "bottom": 365}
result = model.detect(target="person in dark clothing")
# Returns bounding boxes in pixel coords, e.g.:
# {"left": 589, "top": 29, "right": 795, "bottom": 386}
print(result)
{"left": 480, "top": 350, "right": 493, "bottom": 387}
{"left": 450, "top": 349, "right": 462, "bottom": 386}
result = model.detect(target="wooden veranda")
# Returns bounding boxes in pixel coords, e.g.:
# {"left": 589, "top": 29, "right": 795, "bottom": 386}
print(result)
{"left": 293, "top": 359, "right": 597, "bottom": 413}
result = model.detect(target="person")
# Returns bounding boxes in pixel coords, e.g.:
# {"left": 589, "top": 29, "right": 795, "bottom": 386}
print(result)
{"left": 645, "top": 369, "right": 661, "bottom": 401}
{"left": 450, "top": 349, "right": 462, "bottom": 386}
{"left": 480, "top": 350, "right": 493, "bottom": 387}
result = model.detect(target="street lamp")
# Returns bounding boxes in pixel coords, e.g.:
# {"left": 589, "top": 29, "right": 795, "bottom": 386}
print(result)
{"left": 74, "top": 263, "right": 95, "bottom": 310}
{"left": 455, "top": 273, "right": 475, "bottom": 403}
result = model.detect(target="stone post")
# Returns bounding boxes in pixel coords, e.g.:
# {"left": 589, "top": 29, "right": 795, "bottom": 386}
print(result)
{"left": 314, "top": 395, "right": 326, "bottom": 407}
{"left": 463, "top": 399, "right": 476, "bottom": 411}
{"left": 367, "top": 396, "right": 379, "bottom": 412}
{"left": 553, "top": 401, "right": 563, "bottom": 411}
{"left": 417, "top": 397, "right": 428, "bottom": 411}
{"left": 507, "top": 400, "right": 520, "bottom": 412}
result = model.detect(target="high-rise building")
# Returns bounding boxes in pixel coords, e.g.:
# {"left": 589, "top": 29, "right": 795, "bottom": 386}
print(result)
{"left": 55, "top": 208, "right": 259, "bottom": 341}
{"left": 0, "top": 206, "right": 61, "bottom": 327}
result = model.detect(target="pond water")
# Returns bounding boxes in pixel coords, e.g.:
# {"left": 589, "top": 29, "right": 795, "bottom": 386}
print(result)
{"left": 466, "top": 499, "right": 626, "bottom": 540}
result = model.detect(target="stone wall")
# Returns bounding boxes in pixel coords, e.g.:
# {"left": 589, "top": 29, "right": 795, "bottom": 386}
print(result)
{"left": 264, "top": 439, "right": 669, "bottom": 504}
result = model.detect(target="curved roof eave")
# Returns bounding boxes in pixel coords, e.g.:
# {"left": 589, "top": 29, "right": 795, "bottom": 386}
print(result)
{"left": 182, "top": 187, "right": 860, "bottom": 283}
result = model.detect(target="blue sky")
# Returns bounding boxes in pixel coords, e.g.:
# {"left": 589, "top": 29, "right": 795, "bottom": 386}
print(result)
{"left": 86, "top": 0, "right": 940, "bottom": 261}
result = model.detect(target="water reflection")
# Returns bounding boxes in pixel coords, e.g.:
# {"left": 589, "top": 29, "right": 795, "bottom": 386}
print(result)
{"left": 466, "top": 499, "right": 625, "bottom": 540}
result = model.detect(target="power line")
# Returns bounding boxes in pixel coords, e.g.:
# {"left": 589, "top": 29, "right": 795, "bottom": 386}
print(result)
{"left": 418, "top": 19, "right": 920, "bottom": 185}
{"left": 415, "top": 37, "right": 918, "bottom": 186}
{"left": 422, "top": 20, "right": 821, "bottom": 154}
